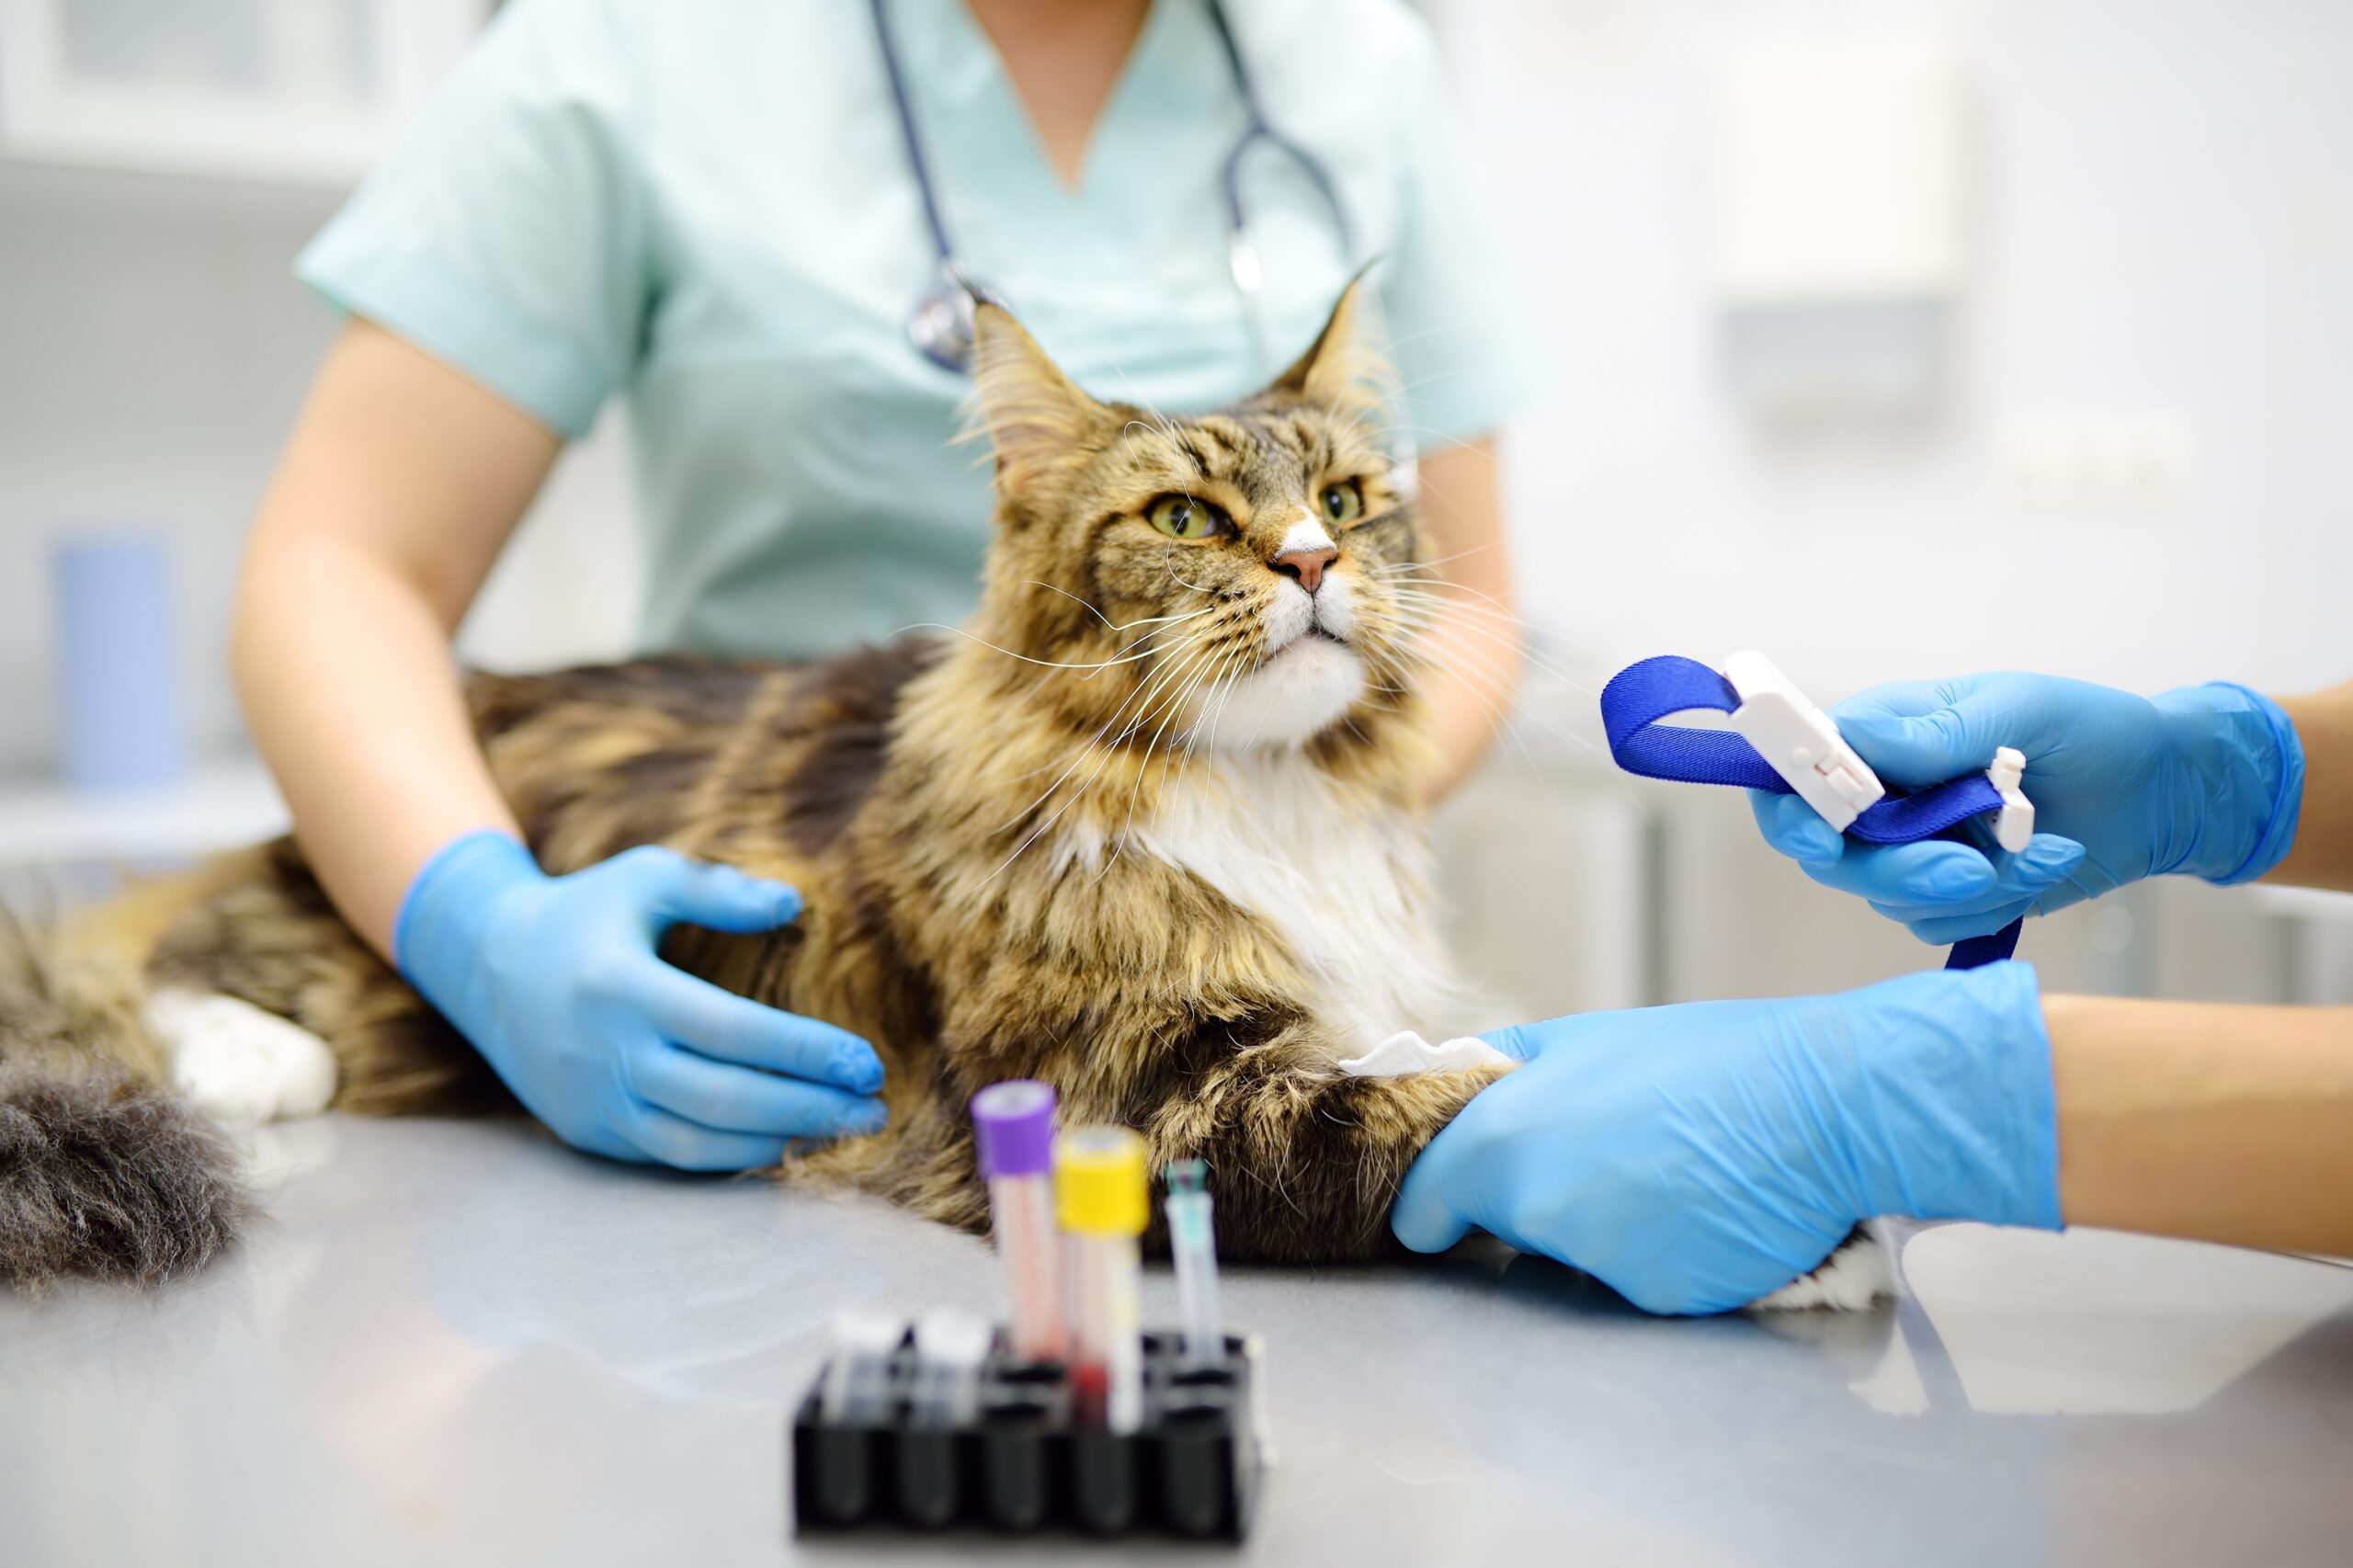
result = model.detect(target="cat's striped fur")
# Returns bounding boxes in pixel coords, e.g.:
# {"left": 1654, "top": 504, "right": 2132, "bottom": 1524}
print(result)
{"left": 3, "top": 283, "right": 1511, "bottom": 1289}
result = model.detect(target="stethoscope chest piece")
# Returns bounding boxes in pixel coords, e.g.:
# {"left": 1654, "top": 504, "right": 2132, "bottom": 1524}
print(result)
{"left": 909, "top": 264, "right": 987, "bottom": 375}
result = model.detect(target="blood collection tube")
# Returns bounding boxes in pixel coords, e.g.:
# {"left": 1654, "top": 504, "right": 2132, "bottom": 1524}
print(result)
{"left": 821, "top": 1308, "right": 904, "bottom": 1426}
{"left": 910, "top": 1308, "right": 992, "bottom": 1428}
{"left": 1055, "top": 1125, "right": 1148, "bottom": 1434}
{"left": 970, "top": 1079, "right": 1063, "bottom": 1360}
{"left": 1164, "top": 1161, "right": 1223, "bottom": 1369}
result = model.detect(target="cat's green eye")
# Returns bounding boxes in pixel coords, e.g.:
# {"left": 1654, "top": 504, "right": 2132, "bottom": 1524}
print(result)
{"left": 1146, "top": 494, "right": 1226, "bottom": 541}
{"left": 1319, "top": 482, "right": 1363, "bottom": 526}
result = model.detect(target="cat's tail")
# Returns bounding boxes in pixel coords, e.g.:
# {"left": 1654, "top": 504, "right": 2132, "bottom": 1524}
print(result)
{"left": 0, "top": 909, "right": 249, "bottom": 1293}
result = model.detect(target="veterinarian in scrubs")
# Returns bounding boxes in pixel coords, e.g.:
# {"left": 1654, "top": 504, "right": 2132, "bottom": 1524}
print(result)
{"left": 1395, "top": 671, "right": 2353, "bottom": 1313}
{"left": 235, "top": 1, "right": 1536, "bottom": 1171}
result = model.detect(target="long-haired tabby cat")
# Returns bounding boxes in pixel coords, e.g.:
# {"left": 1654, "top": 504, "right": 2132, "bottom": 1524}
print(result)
{"left": 1, "top": 281, "right": 1518, "bottom": 1289}
{"left": 1, "top": 283, "right": 1880, "bottom": 1309}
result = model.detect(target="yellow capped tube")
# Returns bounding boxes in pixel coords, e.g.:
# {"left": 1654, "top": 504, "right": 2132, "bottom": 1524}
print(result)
{"left": 1055, "top": 1125, "right": 1147, "bottom": 1433}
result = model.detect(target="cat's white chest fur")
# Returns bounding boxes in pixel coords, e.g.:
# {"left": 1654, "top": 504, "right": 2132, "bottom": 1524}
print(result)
{"left": 1133, "top": 754, "right": 1469, "bottom": 1058}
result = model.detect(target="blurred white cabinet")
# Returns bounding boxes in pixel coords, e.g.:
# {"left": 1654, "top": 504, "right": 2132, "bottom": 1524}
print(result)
{"left": 0, "top": 0, "right": 484, "bottom": 185}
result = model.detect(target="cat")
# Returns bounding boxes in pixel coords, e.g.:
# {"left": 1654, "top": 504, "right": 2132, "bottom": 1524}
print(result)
{"left": 0, "top": 282, "right": 1883, "bottom": 1309}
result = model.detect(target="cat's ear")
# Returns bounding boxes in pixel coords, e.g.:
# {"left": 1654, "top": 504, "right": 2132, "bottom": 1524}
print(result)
{"left": 1268, "top": 271, "right": 1390, "bottom": 415}
{"left": 971, "top": 304, "right": 1110, "bottom": 507}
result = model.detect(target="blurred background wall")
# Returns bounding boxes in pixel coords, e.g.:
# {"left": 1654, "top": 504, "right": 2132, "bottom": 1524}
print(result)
{"left": 1419, "top": 0, "right": 2353, "bottom": 1014}
{"left": 3, "top": 0, "right": 2347, "bottom": 1011}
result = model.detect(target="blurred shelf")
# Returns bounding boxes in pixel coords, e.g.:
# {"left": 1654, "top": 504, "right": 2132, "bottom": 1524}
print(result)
{"left": 0, "top": 757, "right": 287, "bottom": 868}
{"left": 0, "top": 0, "right": 486, "bottom": 189}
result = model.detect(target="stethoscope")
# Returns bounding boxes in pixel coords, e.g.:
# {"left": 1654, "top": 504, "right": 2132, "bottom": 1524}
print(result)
{"left": 869, "top": 0, "right": 1357, "bottom": 377}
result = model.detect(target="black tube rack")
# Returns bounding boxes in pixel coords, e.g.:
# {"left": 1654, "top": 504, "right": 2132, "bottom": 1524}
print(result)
{"left": 790, "top": 1329, "right": 1265, "bottom": 1542}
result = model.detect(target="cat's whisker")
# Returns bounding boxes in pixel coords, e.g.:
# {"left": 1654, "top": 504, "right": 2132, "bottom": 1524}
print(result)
{"left": 991, "top": 627, "right": 1238, "bottom": 861}
{"left": 1098, "top": 644, "right": 1240, "bottom": 881}
{"left": 1375, "top": 574, "right": 1559, "bottom": 643}
{"left": 1380, "top": 597, "right": 1538, "bottom": 665}
{"left": 1181, "top": 642, "right": 1251, "bottom": 764}
{"left": 1108, "top": 643, "right": 1221, "bottom": 749}
{"left": 1355, "top": 369, "right": 1477, "bottom": 432}
{"left": 1098, "top": 352, "right": 1192, "bottom": 465}
{"left": 984, "top": 636, "right": 1225, "bottom": 839}
{"left": 1051, "top": 640, "right": 1235, "bottom": 871}
{"left": 911, "top": 621, "right": 1209, "bottom": 675}
{"left": 1079, "top": 618, "right": 1217, "bottom": 683}
{"left": 1027, "top": 580, "right": 1216, "bottom": 636}
{"left": 1359, "top": 642, "right": 1552, "bottom": 781}
{"left": 1159, "top": 543, "right": 1222, "bottom": 597}
{"left": 1151, "top": 635, "right": 1253, "bottom": 827}
{"left": 1394, "top": 622, "right": 1597, "bottom": 707}
{"left": 1377, "top": 592, "right": 1599, "bottom": 695}
{"left": 1121, "top": 418, "right": 1202, "bottom": 483}
{"left": 1372, "top": 539, "right": 1506, "bottom": 576}
{"left": 1375, "top": 637, "right": 1600, "bottom": 767}
{"left": 1384, "top": 618, "right": 1595, "bottom": 718}
{"left": 1185, "top": 645, "right": 1251, "bottom": 763}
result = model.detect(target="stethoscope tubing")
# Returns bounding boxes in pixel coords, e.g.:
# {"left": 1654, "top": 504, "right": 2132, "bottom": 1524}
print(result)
{"left": 1199, "top": 0, "right": 1353, "bottom": 257}
{"left": 870, "top": 0, "right": 1352, "bottom": 374}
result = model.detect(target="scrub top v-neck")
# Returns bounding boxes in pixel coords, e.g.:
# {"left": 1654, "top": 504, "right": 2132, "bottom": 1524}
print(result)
{"left": 297, "top": 0, "right": 1537, "bottom": 662}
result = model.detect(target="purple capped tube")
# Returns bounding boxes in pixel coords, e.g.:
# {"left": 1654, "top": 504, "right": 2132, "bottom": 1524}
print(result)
{"left": 971, "top": 1079, "right": 1064, "bottom": 1360}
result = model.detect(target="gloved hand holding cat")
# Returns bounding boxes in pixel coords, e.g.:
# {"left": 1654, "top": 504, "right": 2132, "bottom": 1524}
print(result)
{"left": 393, "top": 834, "right": 887, "bottom": 1172}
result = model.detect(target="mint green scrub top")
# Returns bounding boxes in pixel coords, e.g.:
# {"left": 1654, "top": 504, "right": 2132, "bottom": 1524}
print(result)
{"left": 297, "top": 0, "right": 1537, "bottom": 660}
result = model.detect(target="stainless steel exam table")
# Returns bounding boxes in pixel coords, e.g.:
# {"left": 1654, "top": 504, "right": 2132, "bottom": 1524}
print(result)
{"left": 4, "top": 1114, "right": 2348, "bottom": 1567}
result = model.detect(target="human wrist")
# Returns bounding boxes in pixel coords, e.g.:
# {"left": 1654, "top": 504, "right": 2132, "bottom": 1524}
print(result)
{"left": 1842, "top": 962, "right": 2063, "bottom": 1231}
{"left": 392, "top": 829, "right": 542, "bottom": 1011}
{"left": 2152, "top": 683, "right": 2304, "bottom": 885}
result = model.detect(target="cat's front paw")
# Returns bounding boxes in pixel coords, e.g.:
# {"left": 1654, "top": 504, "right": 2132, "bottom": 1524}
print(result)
{"left": 148, "top": 990, "right": 338, "bottom": 1127}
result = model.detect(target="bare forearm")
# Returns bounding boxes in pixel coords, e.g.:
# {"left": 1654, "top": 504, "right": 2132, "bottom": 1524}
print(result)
{"left": 1418, "top": 604, "right": 1526, "bottom": 800}
{"left": 2270, "top": 680, "right": 2353, "bottom": 892}
{"left": 1408, "top": 438, "right": 1522, "bottom": 800}
{"left": 2050, "top": 993, "right": 2353, "bottom": 1256}
{"left": 233, "top": 320, "right": 560, "bottom": 958}
{"left": 233, "top": 540, "right": 516, "bottom": 957}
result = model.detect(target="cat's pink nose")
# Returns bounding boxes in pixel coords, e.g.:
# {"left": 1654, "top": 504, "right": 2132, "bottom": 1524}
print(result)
{"left": 1275, "top": 543, "right": 1338, "bottom": 595}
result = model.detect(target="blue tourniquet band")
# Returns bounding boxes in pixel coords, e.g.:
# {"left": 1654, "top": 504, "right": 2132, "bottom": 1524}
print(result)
{"left": 1600, "top": 655, "right": 2024, "bottom": 970}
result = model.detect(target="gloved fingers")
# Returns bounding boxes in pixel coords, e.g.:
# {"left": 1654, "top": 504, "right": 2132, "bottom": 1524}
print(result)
{"left": 608, "top": 1097, "right": 791, "bottom": 1172}
{"left": 1390, "top": 1141, "right": 1477, "bottom": 1254}
{"left": 1852, "top": 835, "right": 2086, "bottom": 925}
{"left": 1590, "top": 1267, "right": 1719, "bottom": 1318}
{"left": 1750, "top": 791, "right": 1845, "bottom": 865}
{"left": 625, "top": 960, "right": 882, "bottom": 1092}
{"left": 1830, "top": 679, "right": 2022, "bottom": 789}
{"left": 1478, "top": 1023, "right": 1539, "bottom": 1062}
{"left": 1899, "top": 896, "right": 2043, "bottom": 948}
{"left": 623, "top": 846, "right": 805, "bottom": 935}
{"left": 1796, "top": 838, "right": 1995, "bottom": 905}
{"left": 629, "top": 1040, "right": 887, "bottom": 1141}
{"left": 560, "top": 1122, "right": 659, "bottom": 1165}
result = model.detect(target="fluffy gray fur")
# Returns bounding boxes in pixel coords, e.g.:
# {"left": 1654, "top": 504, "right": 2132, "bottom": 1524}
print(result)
{"left": 0, "top": 917, "right": 250, "bottom": 1293}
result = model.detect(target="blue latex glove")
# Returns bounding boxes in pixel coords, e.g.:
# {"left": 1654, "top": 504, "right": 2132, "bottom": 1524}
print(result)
{"left": 394, "top": 831, "right": 885, "bottom": 1170}
{"left": 1750, "top": 676, "right": 2303, "bottom": 945}
{"left": 1392, "top": 963, "right": 2061, "bottom": 1315}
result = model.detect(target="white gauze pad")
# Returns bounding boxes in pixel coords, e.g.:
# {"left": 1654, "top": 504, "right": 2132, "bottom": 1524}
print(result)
{"left": 1337, "top": 1029, "right": 1515, "bottom": 1078}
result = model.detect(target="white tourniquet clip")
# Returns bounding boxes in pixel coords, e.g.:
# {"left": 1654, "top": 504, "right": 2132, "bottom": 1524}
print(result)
{"left": 1724, "top": 652, "right": 2034, "bottom": 852}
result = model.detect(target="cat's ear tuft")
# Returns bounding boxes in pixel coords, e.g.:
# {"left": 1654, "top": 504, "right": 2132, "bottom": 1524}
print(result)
{"left": 970, "top": 304, "right": 1108, "bottom": 507}
{"left": 1268, "top": 270, "right": 1392, "bottom": 415}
